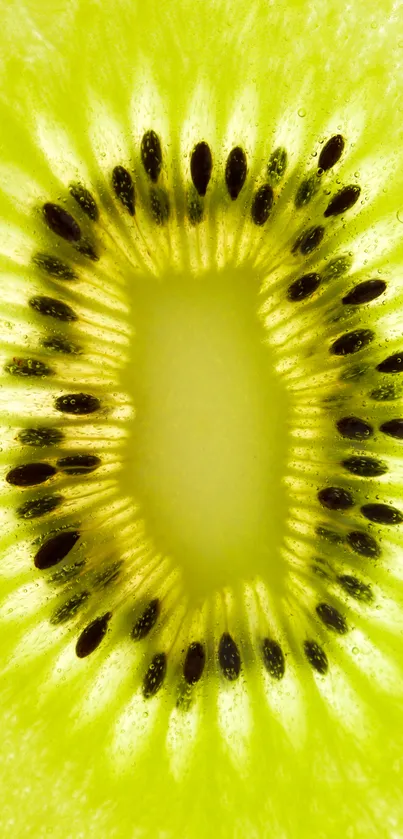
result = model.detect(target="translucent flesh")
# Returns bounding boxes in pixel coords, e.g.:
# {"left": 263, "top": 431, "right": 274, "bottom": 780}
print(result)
{"left": 0, "top": 0, "right": 403, "bottom": 837}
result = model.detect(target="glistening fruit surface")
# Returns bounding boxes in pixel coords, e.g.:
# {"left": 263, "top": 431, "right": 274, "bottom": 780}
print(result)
{"left": 0, "top": 1, "right": 403, "bottom": 837}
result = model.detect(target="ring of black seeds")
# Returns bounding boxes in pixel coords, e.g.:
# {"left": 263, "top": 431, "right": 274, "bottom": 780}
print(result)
{"left": 9, "top": 125, "right": 403, "bottom": 708}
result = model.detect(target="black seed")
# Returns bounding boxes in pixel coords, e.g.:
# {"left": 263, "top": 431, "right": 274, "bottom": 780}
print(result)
{"left": 35, "top": 530, "right": 81, "bottom": 569}
{"left": 338, "top": 575, "right": 373, "bottom": 603}
{"left": 218, "top": 632, "right": 241, "bottom": 681}
{"left": 380, "top": 419, "right": 403, "bottom": 440}
{"left": 112, "top": 165, "right": 135, "bottom": 215}
{"left": 69, "top": 184, "right": 99, "bottom": 221}
{"left": 131, "top": 599, "right": 160, "bottom": 641}
{"left": 29, "top": 295, "right": 77, "bottom": 322}
{"left": 322, "top": 254, "right": 353, "bottom": 281}
{"left": 267, "top": 147, "right": 287, "bottom": 184}
{"left": 93, "top": 560, "right": 122, "bottom": 589}
{"left": 287, "top": 272, "right": 321, "bottom": 302}
{"left": 318, "top": 134, "right": 345, "bottom": 171}
{"left": 75, "top": 612, "right": 111, "bottom": 658}
{"left": 56, "top": 454, "right": 101, "bottom": 475}
{"left": 18, "top": 427, "right": 64, "bottom": 448}
{"left": 316, "top": 526, "right": 344, "bottom": 544}
{"left": 141, "top": 130, "right": 162, "bottom": 183}
{"left": 188, "top": 197, "right": 204, "bottom": 225}
{"left": 50, "top": 591, "right": 90, "bottom": 625}
{"left": 251, "top": 184, "right": 273, "bottom": 225}
{"left": 347, "top": 530, "right": 381, "bottom": 558}
{"left": 316, "top": 602, "right": 348, "bottom": 635}
{"left": 293, "top": 225, "right": 325, "bottom": 256}
{"left": 17, "top": 494, "right": 63, "bottom": 520}
{"left": 6, "top": 462, "right": 56, "bottom": 487}
{"left": 324, "top": 185, "right": 361, "bottom": 218}
{"left": 5, "top": 358, "right": 53, "bottom": 378}
{"left": 55, "top": 393, "right": 100, "bottom": 415}
{"left": 318, "top": 486, "right": 354, "bottom": 511}
{"left": 336, "top": 416, "right": 373, "bottom": 440}
{"left": 184, "top": 642, "right": 206, "bottom": 685}
{"left": 143, "top": 652, "right": 167, "bottom": 698}
{"left": 190, "top": 141, "right": 213, "bottom": 197}
{"left": 370, "top": 384, "right": 398, "bottom": 402}
{"left": 225, "top": 146, "right": 247, "bottom": 200}
{"left": 75, "top": 238, "right": 99, "bottom": 261}
{"left": 304, "top": 640, "right": 328, "bottom": 674}
{"left": 330, "top": 329, "right": 374, "bottom": 356}
{"left": 43, "top": 203, "right": 81, "bottom": 241}
{"left": 33, "top": 253, "right": 77, "bottom": 281}
{"left": 361, "top": 503, "right": 403, "bottom": 526}
{"left": 342, "top": 279, "right": 386, "bottom": 306}
{"left": 294, "top": 175, "right": 319, "bottom": 209}
{"left": 376, "top": 353, "right": 403, "bottom": 374}
{"left": 150, "top": 188, "right": 170, "bottom": 225}
{"left": 342, "top": 456, "right": 387, "bottom": 478}
{"left": 42, "top": 336, "right": 81, "bottom": 355}
{"left": 262, "top": 638, "right": 285, "bottom": 679}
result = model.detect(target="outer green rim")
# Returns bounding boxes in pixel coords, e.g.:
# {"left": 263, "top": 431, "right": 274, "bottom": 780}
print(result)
{"left": 0, "top": 1, "right": 403, "bottom": 837}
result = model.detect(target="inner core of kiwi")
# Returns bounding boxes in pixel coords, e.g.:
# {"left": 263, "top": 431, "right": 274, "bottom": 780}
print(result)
{"left": 124, "top": 267, "right": 289, "bottom": 595}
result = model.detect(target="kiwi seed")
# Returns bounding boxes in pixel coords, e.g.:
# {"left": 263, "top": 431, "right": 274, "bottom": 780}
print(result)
{"left": 190, "top": 141, "right": 213, "bottom": 196}
{"left": 318, "top": 134, "right": 345, "bottom": 171}
{"left": 183, "top": 642, "right": 206, "bottom": 685}
{"left": 376, "top": 352, "right": 403, "bottom": 373}
{"left": 143, "top": 652, "right": 167, "bottom": 697}
{"left": 287, "top": 272, "right": 321, "bottom": 301}
{"left": 34, "top": 530, "right": 81, "bottom": 570}
{"left": 69, "top": 183, "right": 99, "bottom": 221}
{"left": 336, "top": 416, "right": 373, "bottom": 440}
{"left": 323, "top": 185, "right": 361, "bottom": 217}
{"left": 18, "top": 427, "right": 64, "bottom": 447}
{"left": 33, "top": 253, "right": 78, "bottom": 280}
{"left": 131, "top": 598, "right": 160, "bottom": 640}
{"left": 303, "top": 640, "right": 328, "bottom": 674}
{"left": 330, "top": 329, "right": 374, "bottom": 356}
{"left": 251, "top": 184, "right": 274, "bottom": 225}
{"left": 218, "top": 632, "right": 241, "bottom": 680}
{"left": 112, "top": 165, "right": 135, "bottom": 215}
{"left": 337, "top": 575, "right": 373, "bottom": 603}
{"left": 318, "top": 487, "right": 354, "bottom": 511}
{"left": 43, "top": 203, "right": 81, "bottom": 241}
{"left": 346, "top": 530, "right": 381, "bottom": 558}
{"left": 6, "top": 462, "right": 57, "bottom": 487}
{"left": 380, "top": 419, "right": 403, "bottom": 439}
{"left": 141, "top": 130, "right": 163, "bottom": 182}
{"left": 75, "top": 613, "right": 112, "bottom": 658}
{"left": 225, "top": 146, "right": 247, "bottom": 199}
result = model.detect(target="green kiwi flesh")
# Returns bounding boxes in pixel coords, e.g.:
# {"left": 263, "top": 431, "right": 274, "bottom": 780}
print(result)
{"left": 0, "top": 1, "right": 403, "bottom": 838}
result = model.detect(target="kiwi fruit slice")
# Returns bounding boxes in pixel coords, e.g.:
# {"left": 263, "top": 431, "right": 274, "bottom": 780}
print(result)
{"left": 1, "top": 1, "right": 403, "bottom": 837}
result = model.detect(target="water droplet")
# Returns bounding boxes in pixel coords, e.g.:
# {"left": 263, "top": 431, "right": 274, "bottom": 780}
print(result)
{"left": 297, "top": 108, "right": 306, "bottom": 118}
{"left": 397, "top": 209, "right": 403, "bottom": 224}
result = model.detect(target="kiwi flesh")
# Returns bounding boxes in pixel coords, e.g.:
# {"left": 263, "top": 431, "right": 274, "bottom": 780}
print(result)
{"left": 0, "top": 1, "right": 403, "bottom": 838}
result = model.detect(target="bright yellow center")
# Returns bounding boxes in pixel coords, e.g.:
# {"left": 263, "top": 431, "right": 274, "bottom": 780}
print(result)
{"left": 122, "top": 268, "right": 290, "bottom": 596}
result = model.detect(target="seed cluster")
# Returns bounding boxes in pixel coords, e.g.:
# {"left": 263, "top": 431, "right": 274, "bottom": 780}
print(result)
{"left": 3, "top": 125, "right": 403, "bottom": 710}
